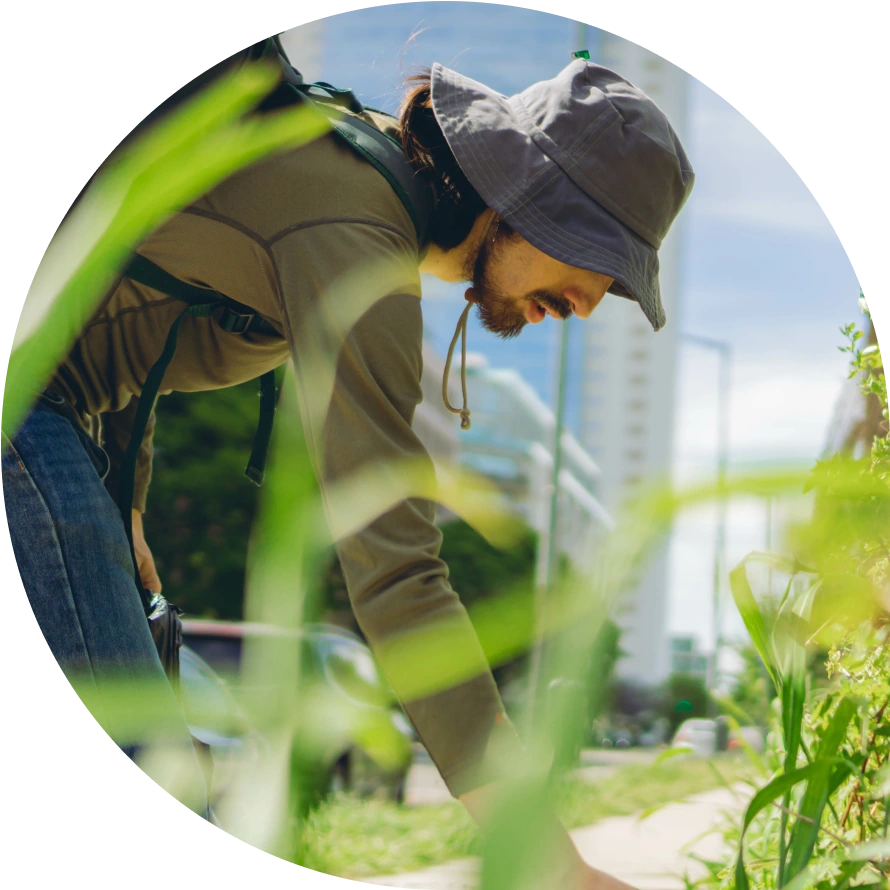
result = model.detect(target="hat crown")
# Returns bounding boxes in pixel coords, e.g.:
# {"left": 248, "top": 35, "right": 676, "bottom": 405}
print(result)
{"left": 514, "top": 60, "right": 694, "bottom": 249}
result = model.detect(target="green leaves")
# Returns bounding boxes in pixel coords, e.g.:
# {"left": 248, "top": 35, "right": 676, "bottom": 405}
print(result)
{"left": 785, "top": 698, "right": 858, "bottom": 879}
{"left": 4, "top": 62, "right": 329, "bottom": 434}
{"left": 734, "top": 755, "right": 859, "bottom": 890}
{"left": 730, "top": 560, "right": 781, "bottom": 691}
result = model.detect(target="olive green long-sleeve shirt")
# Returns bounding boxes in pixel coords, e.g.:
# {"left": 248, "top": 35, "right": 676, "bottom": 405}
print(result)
{"left": 51, "top": 111, "right": 518, "bottom": 796}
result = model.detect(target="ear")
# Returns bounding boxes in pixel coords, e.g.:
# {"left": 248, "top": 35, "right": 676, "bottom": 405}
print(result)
{"left": 464, "top": 287, "right": 479, "bottom": 304}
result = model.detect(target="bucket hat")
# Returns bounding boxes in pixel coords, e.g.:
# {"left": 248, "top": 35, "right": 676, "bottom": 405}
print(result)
{"left": 430, "top": 58, "right": 695, "bottom": 331}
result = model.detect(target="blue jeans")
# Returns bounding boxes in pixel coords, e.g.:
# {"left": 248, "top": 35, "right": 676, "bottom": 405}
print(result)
{"left": 3, "top": 399, "right": 207, "bottom": 814}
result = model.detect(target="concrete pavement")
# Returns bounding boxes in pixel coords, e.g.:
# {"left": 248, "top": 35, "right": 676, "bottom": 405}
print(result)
{"left": 360, "top": 784, "right": 748, "bottom": 890}
{"left": 403, "top": 747, "right": 660, "bottom": 809}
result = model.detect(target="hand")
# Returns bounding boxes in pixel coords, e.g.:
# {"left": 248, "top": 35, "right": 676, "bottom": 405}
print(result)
{"left": 131, "top": 508, "right": 162, "bottom": 593}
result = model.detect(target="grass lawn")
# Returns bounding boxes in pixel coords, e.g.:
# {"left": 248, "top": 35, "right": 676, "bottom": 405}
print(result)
{"left": 298, "top": 753, "right": 755, "bottom": 879}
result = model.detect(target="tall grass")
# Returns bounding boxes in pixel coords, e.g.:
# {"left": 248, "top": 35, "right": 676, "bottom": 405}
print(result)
{"left": 4, "top": 52, "right": 887, "bottom": 890}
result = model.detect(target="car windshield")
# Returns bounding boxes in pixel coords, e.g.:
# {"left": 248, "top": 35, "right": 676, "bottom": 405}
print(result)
{"left": 180, "top": 647, "right": 247, "bottom": 736}
{"left": 180, "top": 634, "right": 243, "bottom": 680}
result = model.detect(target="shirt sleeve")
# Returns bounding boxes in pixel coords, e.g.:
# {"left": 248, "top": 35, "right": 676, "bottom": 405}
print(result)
{"left": 273, "top": 221, "right": 522, "bottom": 796}
{"left": 101, "top": 396, "right": 156, "bottom": 513}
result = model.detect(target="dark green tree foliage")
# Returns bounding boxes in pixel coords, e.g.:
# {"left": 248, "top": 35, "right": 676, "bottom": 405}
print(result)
{"left": 729, "top": 639, "right": 779, "bottom": 727}
{"left": 663, "top": 672, "right": 711, "bottom": 734}
{"left": 145, "top": 379, "right": 264, "bottom": 619}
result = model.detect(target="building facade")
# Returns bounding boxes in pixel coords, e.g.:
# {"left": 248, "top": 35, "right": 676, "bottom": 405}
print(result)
{"left": 455, "top": 359, "right": 613, "bottom": 577}
{"left": 669, "top": 634, "right": 709, "bottom": 682}
{"left": 579, "top": 32, "right": 691, "bottom": 685}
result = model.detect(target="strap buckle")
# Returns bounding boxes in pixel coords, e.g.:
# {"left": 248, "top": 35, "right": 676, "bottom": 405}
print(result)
{"left": 220, "top": 307, "right": 256, "bottom": 334}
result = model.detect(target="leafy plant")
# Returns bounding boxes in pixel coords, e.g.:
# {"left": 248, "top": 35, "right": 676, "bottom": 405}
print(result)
{"left": 693, "top": 299, "right": 889, "bottom": 890}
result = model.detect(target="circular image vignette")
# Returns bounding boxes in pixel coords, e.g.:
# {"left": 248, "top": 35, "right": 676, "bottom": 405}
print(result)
{"left": 13, "top": 3, "right": 879, "bottom": 887}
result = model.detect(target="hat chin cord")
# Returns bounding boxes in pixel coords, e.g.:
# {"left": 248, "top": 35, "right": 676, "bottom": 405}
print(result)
{"left": 439, "top": 211, "right": 500, "bottom": 431}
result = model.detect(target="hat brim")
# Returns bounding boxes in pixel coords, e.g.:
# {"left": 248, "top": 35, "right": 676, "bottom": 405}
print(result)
{"left": 431, "top": 63, "right": 665, "bottom": 331}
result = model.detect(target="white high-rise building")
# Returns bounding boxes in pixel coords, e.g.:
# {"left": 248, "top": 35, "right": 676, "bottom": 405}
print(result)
{"left": 580, "top": 34, "right": 691, "bottom": 685}
{"left": 280, "top": 20, "right": 325, "bottom": 83}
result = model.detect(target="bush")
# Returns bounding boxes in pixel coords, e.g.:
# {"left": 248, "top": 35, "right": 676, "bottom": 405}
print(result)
{"left": 694, "top": 299, "right": 889, "bottom": 890}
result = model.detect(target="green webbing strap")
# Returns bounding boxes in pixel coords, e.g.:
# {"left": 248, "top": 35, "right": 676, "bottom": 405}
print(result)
{"left": 245, "top": 371, "right": 277, "bottom": 485}
{"left": 125, "top": 254, "right": 279, "bottom": 336}
{"left": 116, "top": 301, "right": 216, "bottom": 614}
{"left": 126, "top": 253, "right": 221, "bottom": 305}
{"left": 285, "top": 81, "right": 435, "bottom": 247}
{"left": 124, "top": 253, "right": 278, "bottom": 486}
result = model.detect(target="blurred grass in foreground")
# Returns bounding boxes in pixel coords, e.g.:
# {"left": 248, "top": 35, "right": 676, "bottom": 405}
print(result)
{"left": 6, "top": 36, "right": 886, "bottom": 889}
{"left": 299, "top": 754, "right": 756, "bottom": 879}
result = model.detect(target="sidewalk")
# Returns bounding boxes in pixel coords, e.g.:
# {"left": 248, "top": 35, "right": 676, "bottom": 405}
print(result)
{"left": 403, "top": 747, "right": 659, "bottom": 808}
{"left": 361, "top": 784, "right": 747, "bottom": 890}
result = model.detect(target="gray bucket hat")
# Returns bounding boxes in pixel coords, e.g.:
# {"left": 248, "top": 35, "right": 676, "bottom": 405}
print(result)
{"left": 430, "top": 59, "right": 695, "bottom": 331}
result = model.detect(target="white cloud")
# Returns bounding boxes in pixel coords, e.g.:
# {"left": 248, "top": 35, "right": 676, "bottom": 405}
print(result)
{"left": 667, "top": 495, "right": 807, "bottom": 645}
{"left": 673, "top": 348, "right": 849, "bottom": 478}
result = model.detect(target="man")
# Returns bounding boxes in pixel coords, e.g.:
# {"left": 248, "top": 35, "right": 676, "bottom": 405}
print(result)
{"left": 3, "top": 50, "right": 692, "bottom": 889}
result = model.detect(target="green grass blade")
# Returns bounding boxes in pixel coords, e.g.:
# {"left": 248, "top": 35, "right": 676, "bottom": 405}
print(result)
{"left": 734, "top": 758, "right": 858, "bottom": 890}
{"left": 786, "top": 697, "right": 859, "bottom": 879}
{"left": 845, "top": 838, "right": 890, "bottom": 861}
{"left": 4, "top": 66, "right": 328, "bottom": 435}
{"left": 730, "top": 561, "right": 780, "bottom": 690}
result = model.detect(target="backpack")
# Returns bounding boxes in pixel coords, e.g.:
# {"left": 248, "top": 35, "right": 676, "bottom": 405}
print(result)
{"left": 113, "top": 36, "right": 435, "bottom": 621}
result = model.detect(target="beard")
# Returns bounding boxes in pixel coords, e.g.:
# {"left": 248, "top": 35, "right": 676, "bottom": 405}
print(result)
{"left": 468, "top": 220, "right": 573, "bottom": 339}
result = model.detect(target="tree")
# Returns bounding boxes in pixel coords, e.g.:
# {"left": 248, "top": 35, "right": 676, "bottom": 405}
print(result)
{"left": 662, "top": 672, "right": 710, "bottom": 735}
{"left": 727, "top": 639, "right": 778, "bottom": 727}
{"left": 145, "top": 379, "right": 263, "bottom": 619}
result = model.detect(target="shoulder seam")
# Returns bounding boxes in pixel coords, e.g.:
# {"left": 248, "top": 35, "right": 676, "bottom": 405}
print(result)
{"left": 267, "top": 217, "right": 415, "bottom": 247}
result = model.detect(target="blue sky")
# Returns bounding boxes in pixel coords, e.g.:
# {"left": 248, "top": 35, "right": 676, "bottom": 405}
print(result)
{"left": 307, "top": 2, "right": 863, "bottom": 647}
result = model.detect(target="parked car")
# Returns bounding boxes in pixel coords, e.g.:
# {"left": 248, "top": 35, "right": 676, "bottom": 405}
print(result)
{"left": 729, "top": 724, "right": 766, "bottom": 754}
{"left": 671, "top": 718, "right": 765, "bottom": 756}
{"left": 671, "top": 718, "right": 718, "bottom": 756}
{"left": 179, "top": 619, "right": 413, "bottom": 804}
{"left": 594, "top": 726, "right": 636, "bottom": 748}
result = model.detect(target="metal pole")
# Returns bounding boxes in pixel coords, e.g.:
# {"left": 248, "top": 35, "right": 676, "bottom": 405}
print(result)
{"left": 526, "top": 15, "right": 587, "bottom": 737}
{"left": 712, "top": 344, "right": 730, "bottom": 701}
{"left": 679, "top": 334, "right": 731, "bottom": 705}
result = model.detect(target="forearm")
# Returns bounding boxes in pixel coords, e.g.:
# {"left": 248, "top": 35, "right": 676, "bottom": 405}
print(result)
{"left": 459, "top": 782, "right": 583, "bottom": 875}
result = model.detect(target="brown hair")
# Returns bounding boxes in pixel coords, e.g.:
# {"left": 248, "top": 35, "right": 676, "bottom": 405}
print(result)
{"left": 399, "top": 71, "right": 488, "bottom": 250}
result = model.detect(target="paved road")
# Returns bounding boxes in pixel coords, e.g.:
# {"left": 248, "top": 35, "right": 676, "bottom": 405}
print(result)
{"left": 361, "top": 784, "right": 748, "bottom": 890}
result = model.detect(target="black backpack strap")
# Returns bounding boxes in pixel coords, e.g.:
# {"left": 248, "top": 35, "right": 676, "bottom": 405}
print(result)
{"left": 125, "top": 254, "right": 280, "bottom": 336}
{"left": 122, "top": 256, "right": 280, "bottom": 487}
{"left": 116, "top": 298, "right": 218, "bottom": 613}
{"left": 328, "top": 114, "right": 434, "bottom": 246}
{"left": 284, "top": 81, "right": 436, "bottom": 247}
{"left": 246, "top": 371, "right": 277, "bottom": 485}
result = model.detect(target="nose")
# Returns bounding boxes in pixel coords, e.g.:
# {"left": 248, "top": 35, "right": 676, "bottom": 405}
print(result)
{"left": 563, "top": 279, "right": 613, "bottom": 320}
{"left": 563, "top": 287, "right": 592, "bottom": 319}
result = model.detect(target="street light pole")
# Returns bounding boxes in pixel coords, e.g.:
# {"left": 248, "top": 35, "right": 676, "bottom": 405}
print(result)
{"left": 679, "top": 334, "right": 731, "bottom": 704}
